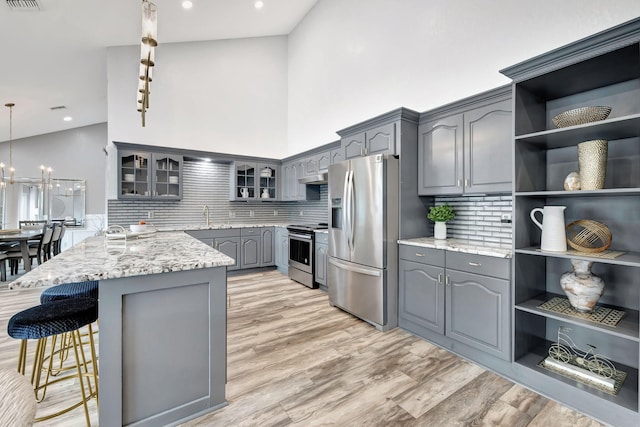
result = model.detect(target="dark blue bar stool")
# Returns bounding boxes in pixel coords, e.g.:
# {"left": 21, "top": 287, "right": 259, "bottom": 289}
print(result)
{"left": 7, "top": 298, "right": 99, "bottom": 426}
{"left": 40, "top": 280, "right": 99, "bottom": 303}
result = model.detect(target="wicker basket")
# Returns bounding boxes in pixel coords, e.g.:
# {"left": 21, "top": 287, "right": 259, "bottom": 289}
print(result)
{"left": 552, "top": 106, "right": 612, "bottom": 128}
{"left": 566, "top": 220, "right": 612, "bottom": 253}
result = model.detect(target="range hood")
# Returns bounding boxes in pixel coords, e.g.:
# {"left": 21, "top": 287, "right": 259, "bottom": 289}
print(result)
{"left": 298, "top": 172, "right": 328, "bottom": 185}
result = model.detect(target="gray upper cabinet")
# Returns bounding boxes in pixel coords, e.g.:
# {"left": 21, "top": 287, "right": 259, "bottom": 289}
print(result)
{"left": 281, "top": 160, "right": 306, "bottom": 201}
{"left": 152, "top": 154, "right": 183, "bottom": 200}
{"left": 337, "top": 108, "right": 418, "bottom": 162}
{"left": 342, "top": 123, "right": 396, "bottom": 160}
{"left": 316, "top": 151, "right": 331, "bottom": 173}
{"left": 118, "top": 150, "right": 183, "bottom": 200}
{"left": 330, "top": 148, "right": 344, "bottom": 165}
{"left": 230, "top": 161, "right": 279, "bottom": 201}
{"left": 417, "top": 115, "right": 463, "bottom": 195}
{"left": 418, "top": 87, "right": 512, "bottom": 195}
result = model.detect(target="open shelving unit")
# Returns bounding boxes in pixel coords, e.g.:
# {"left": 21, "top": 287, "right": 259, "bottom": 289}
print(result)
{"left": 501, "top": 18, "right": 640, "bottom": 426}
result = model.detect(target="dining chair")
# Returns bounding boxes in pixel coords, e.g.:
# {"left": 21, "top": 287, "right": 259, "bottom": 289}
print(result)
{"left": 8, "top": 227, "right": 54, "bottom": 275}
{"left": 51, "top": 224, "right": 66, "bottom": 257}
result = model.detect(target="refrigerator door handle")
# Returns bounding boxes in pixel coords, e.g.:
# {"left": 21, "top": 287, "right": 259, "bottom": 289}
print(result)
{"left": 348, "top": 169, "right": 355, "bottom": 250}
{"left": 328, "top": 257, "right": 381, "bottom": 277}
{"left": 343, "top": 170, "right": 352, "bottom": 251}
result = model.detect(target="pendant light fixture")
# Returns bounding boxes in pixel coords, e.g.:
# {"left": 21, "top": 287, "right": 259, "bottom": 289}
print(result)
{"left": 138, "top": 0, "right": 158, "bottom": 127}
{"left": 1, "top": 102, "right": 16, "bottom": 186}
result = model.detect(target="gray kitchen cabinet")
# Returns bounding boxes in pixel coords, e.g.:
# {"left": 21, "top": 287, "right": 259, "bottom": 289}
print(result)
{"left": 230, "top": 161, "right": 279, "bottom": 201}
{"left": 341, "top": 122, "right": 396, "bottom": 160}
{"left": 337, "top": 108, "right": 419, "bottom": 163}
{"left": 274, "top": 227, "right": 289, "bottom": 273}
{"left": 260, "top": 227, "right": 275, "bottom": 267}
{"left": 317, "top": 151, "right": 331, "bottom": 173}
{"left": 501, "top": 19, "right": 640, "bottom": 426}
{"left": 314, "top": 232, "right": 328, "bottom": 288}
{"left": 330, "top": 148, "right": 344, "bottom": 165}
{"left": 185, "top": 228, "right": 243, "bottom": 271}
{"left": 240, "top": 228, "right": 261, "bottom": 269}
{"left": 214, "top": 235, "right": 241, "bottom": 271}
{"left": 418, "top": 87, "right": 511, "bottom": 195}
{"left": 118, "top": 150, "right": 183, "bottom": 200}
{"left": 281, "top": 160, "right": 305, "bottom": 201}
{"left": 398, "top": 244, "right": 510, "bottom": 361}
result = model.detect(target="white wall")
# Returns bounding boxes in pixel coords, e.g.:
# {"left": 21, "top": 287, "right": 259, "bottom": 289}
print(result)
{"left": 287, "top": 0, "right": 640, "bottom": 153}
{"left": 107, "top": 36, "right": 288, "bottom": 158}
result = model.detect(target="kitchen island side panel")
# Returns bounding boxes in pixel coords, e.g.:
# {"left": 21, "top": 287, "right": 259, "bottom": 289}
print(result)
{"left": 99, "top": 267, "right": 227, "bottom": 427}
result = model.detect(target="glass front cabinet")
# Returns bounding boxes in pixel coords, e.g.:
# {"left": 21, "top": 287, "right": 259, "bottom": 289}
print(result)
{"left": 230, "top": 161, "right": 278, "bottom": 201}
{"left": 118, "top": 150, "right": 183, "bottom": 200}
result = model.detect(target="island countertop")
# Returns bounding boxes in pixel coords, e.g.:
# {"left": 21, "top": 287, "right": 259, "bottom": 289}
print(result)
{"left": 9, "top": 231, "right": 235, "bottom": 289}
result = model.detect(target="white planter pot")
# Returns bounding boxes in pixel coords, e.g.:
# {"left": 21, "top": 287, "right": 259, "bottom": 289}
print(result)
{"left": 434, "top": 222, "right": 447, "bottom": 240}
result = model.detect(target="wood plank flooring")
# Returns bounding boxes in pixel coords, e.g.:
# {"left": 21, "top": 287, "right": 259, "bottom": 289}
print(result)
{"left": 0, "top": 270, "right": 607, "bottom": 426}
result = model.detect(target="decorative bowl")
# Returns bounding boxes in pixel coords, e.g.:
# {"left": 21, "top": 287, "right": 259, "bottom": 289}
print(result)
{"left": 552, "top": 106, "right": 612, "bottom": 128}
{"left": 566, "top": 219, "right": 612, "bottom": 253}
{"left": 124, "top": 173, "right": 135, "bottom": 182}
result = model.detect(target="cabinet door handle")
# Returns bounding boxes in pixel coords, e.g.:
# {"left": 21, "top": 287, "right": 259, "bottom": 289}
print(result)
{"left": 415, "top": 253, "right": 424, "bottom": 257}
{"left": 457, "top": 179, "right": 461, "bottom": 187}
{"left": 464, "top": 178, "right": 470, "bottom": 187}
{"left": 438, "top": 273, "right": 443, "bottom": 284}
{"left": 468, "top": 262, "right": 482, "bottom": 267}
{"left": 445, "top": 275, "right": 450, "bottom": 286}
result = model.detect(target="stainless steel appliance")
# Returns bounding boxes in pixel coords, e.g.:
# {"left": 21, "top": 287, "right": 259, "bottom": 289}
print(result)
{"left": 287, "top": 223, "right": 327, "bottom": 288}
{"left": 328, "top": 154, "right": 399, "bottom": 331}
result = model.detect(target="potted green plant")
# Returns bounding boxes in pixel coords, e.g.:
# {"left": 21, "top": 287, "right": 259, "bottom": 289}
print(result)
{"left": 427, "top": 204, "right": 455, "bottom": 240}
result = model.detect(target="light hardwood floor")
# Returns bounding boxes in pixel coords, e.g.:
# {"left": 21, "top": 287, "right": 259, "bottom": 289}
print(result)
{"left": 0, "top": 270, "right": 606, "bottom": 426}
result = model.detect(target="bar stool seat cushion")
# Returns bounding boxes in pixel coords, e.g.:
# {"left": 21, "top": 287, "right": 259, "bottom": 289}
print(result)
{"left": 40, "top": 280, "right": 99, "bottom": 304}
{"left": 7, "top": 299, "right": 98, "bottom": 340}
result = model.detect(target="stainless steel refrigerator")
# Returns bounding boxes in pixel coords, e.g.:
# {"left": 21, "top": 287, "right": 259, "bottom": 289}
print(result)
{"left": 327, "top": 154, "right": 399, "bottom": 331}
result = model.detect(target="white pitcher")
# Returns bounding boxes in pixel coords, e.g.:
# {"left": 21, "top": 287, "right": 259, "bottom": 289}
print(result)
{"left": 530, "top": 206, "right": 567, "bottom": 252}
{"left": 240, "top": 187, "right": 249, "bottom": 198}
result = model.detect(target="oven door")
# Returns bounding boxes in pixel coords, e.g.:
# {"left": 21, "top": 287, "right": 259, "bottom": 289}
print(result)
{"left": 288, "top": 232, "right": 313, "bottom": 274}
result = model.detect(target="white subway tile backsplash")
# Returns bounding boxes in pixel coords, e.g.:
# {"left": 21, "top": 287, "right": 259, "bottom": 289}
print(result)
{"left": 434, "top": 194, "right": 512, "bottom": 245}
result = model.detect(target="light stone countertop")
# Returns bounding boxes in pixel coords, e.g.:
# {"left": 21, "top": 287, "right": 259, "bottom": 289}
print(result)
{"left": 9, "top": 232, "right": 235, "bottom": 289}
{"left": 154, "top": 223, "right": 291, "bottom": 232}
{"left": 398, "top": 237, "right": 513, "bottom": 259}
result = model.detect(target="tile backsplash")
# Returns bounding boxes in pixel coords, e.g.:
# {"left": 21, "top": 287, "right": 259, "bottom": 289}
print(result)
{"left": 432, "top": 195, "right": 512, "bottom": 246}
{"left": 108, "top": 160, "right": 329, "bottom": 227}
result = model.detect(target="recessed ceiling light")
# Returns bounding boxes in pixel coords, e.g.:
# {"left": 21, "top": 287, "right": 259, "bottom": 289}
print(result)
{"left": 182, "top": 1, "right": 193, "bottom": 10}
{"left": 254, "top": 1, "right": 264, "bottom": 10}
{"left": 63, "top": 116, "right": 72, "bottom": 122}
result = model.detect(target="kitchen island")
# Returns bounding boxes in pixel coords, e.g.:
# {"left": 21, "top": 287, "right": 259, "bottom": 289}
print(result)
{"left": 10, "top": 232, "right": 235, "bottom": 427}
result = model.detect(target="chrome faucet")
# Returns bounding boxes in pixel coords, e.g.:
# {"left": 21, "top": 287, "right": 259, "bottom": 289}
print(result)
{"left": 203, "top": 204, "right": 210, "bottom": 227}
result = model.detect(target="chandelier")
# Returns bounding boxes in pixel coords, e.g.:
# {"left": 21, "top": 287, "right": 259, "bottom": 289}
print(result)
{"left": 1, "top": 103, "right": 52, "bottom": 188}
{"left": 138, "top": 0, "right": 158, "bottom": 127}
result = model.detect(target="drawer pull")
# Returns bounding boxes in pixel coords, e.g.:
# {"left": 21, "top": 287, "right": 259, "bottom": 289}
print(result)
{"left": 468, "top": 262, "right": 482, "bottom": 267}
{"left": 415, "top": 253, "right": 425, "bottom": 257}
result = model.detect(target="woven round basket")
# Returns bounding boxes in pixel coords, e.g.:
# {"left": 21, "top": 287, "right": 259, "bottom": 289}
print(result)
{"left": 566, "top": 219, "right": 612, "bottom": 253}
{"left": 552, "top": 106, "right": 612, "bottom": 128}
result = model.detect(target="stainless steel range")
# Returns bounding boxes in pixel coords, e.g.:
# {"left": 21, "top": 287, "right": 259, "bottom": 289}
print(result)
{"left": 287, "top": 223, "right": 328, "bottom": 288}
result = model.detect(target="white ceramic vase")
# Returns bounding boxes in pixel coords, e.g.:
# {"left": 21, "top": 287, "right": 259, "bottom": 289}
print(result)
{"left": 434, "top": 222, "right": 447, "bottom": 240}
{"left": 560, "top": 259, "right": 605, "bottom": 312}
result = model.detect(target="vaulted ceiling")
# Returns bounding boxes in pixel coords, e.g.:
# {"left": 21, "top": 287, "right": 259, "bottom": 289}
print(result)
{"left": 0, "top": 0, "right": 318, "bottom": 142}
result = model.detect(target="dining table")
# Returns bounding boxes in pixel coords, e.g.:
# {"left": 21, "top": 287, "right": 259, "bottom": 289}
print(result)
{"left": 0, "top": 229, "right": 43, "bottom": 273}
